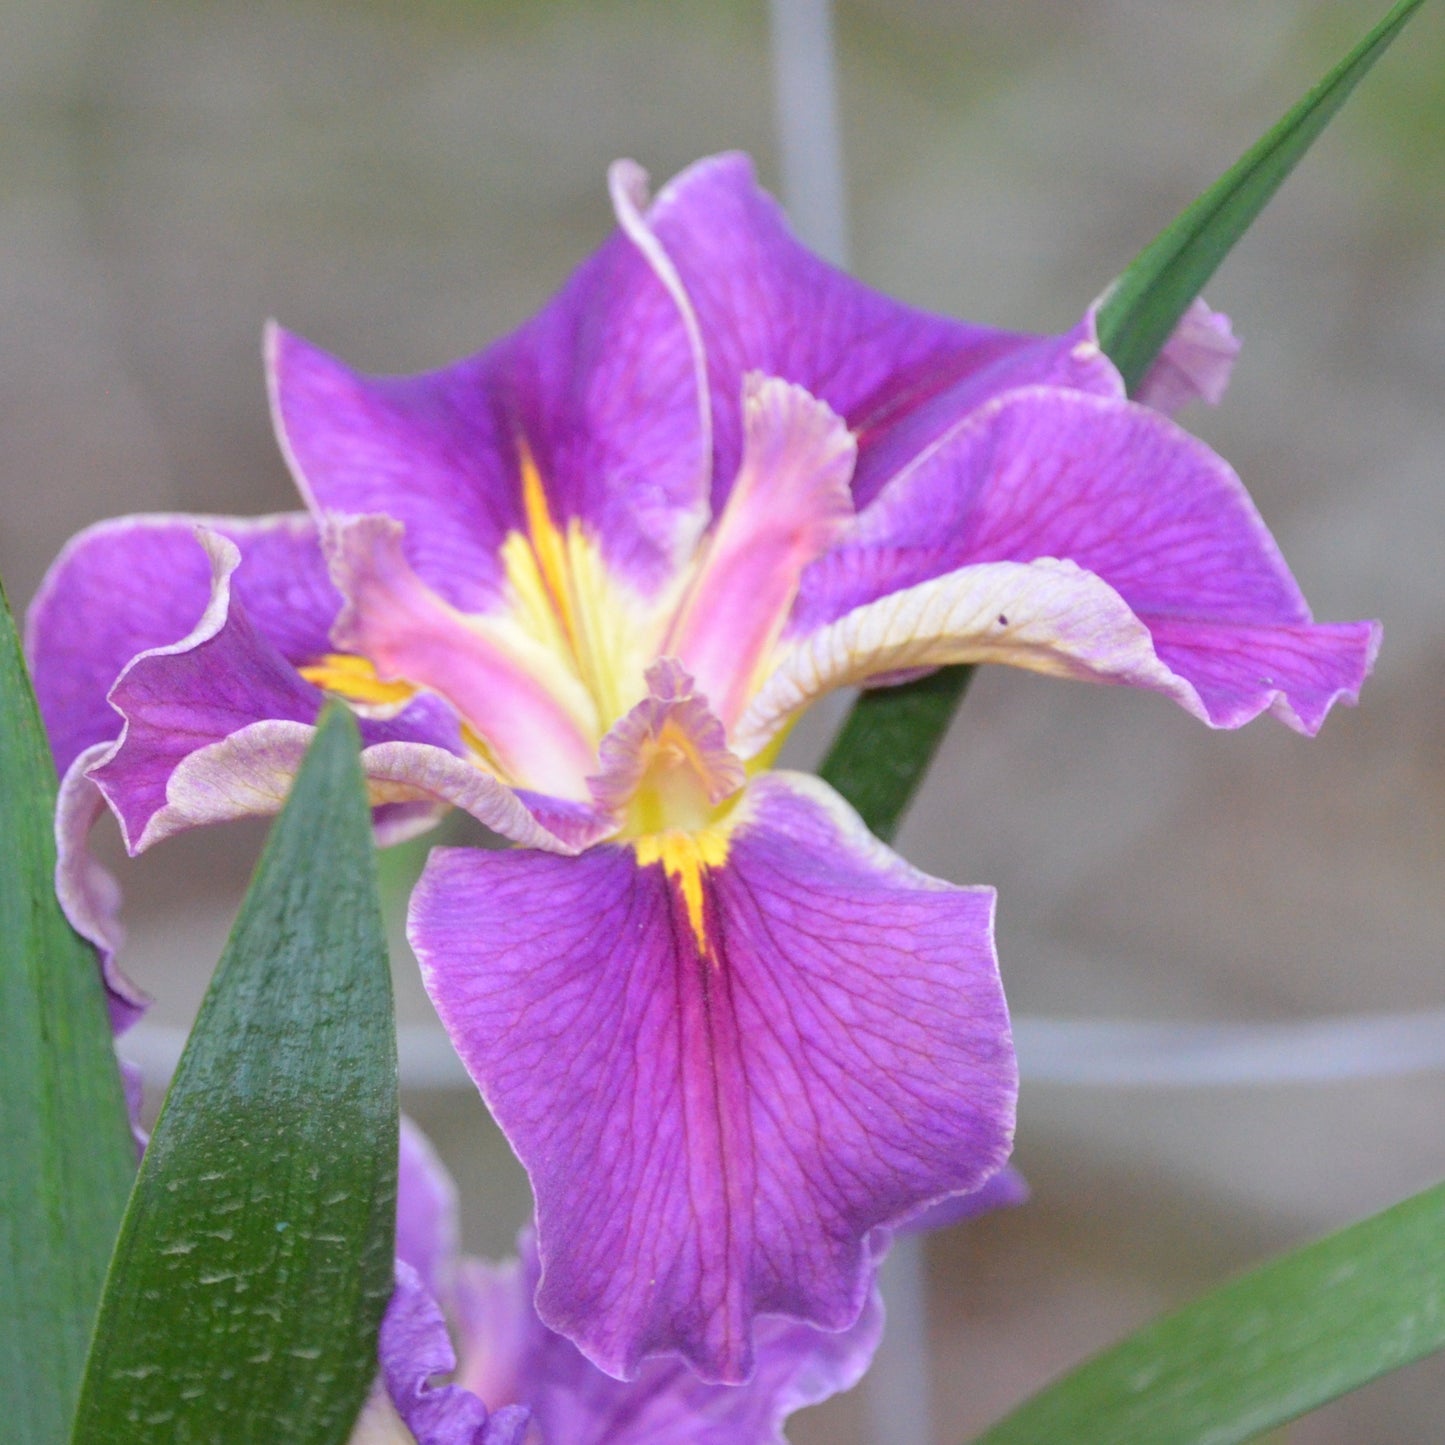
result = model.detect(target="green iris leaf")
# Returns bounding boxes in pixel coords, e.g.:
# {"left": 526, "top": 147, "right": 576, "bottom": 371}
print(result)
{"left": 1095, "top": 0, "right": 1428, "bottom": 393}
{"left": 70, "top": 704, "right": 398, "bottom": 1445}
{"left": 971, "top": 1178, "right": 1445, "bottom": 1444}
{"left": 0, "top": 577, "right": 135, "bottom": 1443}
{"left": 822, "top": 0, "right": 1426, "bottom": 840}
{"left": 820, "top": 664, "right": 972, "bottom": 845}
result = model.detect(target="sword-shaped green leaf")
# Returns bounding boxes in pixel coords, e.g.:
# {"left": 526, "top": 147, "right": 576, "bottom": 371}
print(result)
{"left": 0, "top": 577, "right": 135, "bottom": 1444}
{"left": 822, "top": 0, "right": 1424, "bottom": 836}
{"left": 820, "top": 665, "right": 972, "bottom": 844}
{"left": 1096, "top": 0, "right": 1428, "bottom": 391}
{"left": 971, "top": 1179, "right": 1445, "bottom": 1444}
{"left": 71, "top": 705, "right": 397, "bottom": 1445}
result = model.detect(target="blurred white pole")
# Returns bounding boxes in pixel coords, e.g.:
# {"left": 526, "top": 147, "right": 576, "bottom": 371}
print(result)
{"left": 870, "top": 1232, "right": 935, "bottom": 1445}
{"left": 767, "top": 7, "right": 927, "bottom": 1443}
{"left": 768, "top": 0, "right": 854, "bottom": 755}
{"left": 768, "top": 0, "right": 850, "bottom": 267}
{"left": 1013, "top": 1010, "right": 1445, "bottom": 1087}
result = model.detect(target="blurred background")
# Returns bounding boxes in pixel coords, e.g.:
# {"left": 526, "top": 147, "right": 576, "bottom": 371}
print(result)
{"left": 3, "top": 1, "right": 1443, "bottom": 1439}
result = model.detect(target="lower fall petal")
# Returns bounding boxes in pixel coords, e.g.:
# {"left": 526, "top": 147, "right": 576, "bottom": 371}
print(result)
{"left": 754, "top": 387, "right": 1381, "bottom": 750}
{"left": 86, "top": 529, "right": 328, "bottom": 849}
{"left": 749, "top": 548, "right": 1377, "bottom": 753}
{"left": 890, "top": 1164, "right": 1030, "bottom": 1240}
{"left": 1147, "top": 615, "right": 1381, "bottom": 734}
{"left": 103, "top": 724, "right": 604, "bottom": 858}
{"left": 410, "top": 771, "right": 1015, "bottom": 1383}
{"left": 58, "top": 526, "right": 608, "bottom": 1033}
{"left": 82, "top": 525, "right": 599, "bottom": 855}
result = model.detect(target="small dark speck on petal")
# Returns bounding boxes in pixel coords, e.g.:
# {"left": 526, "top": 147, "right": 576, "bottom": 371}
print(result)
{"left": 997, "top": 614, "right": 1009, "bottom": 626}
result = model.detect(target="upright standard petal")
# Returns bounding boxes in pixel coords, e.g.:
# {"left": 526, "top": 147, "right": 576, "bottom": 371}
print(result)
{"left": 641, "top": 153, "right": 1125, "bottom": 509}
{"left": 269, "top": 167, "right": 711, "bottom": 611}
{"left": 411, "top": 772, "right": 1014, "bottom": 1382}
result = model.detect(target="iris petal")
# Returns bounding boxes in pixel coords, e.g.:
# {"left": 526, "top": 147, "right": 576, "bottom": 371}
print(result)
{"left": 411, "top": 771, "right": 1014, "bottom": 1382}
{"left": 270, "top": 159, "right": 710, "bottom": 610}
{"left": 380, "top": 1125, "right": 893, "bottom": 1445}
{"left": 377, "top": 1263, "right": 531, "bottom": 1445}
{"left": 666, "top": 375, "right": 854, "bottom": 727}
{"left": 1133, "top": 297, "right": 1241, "bottom": 415}
{"left": 397, "top": 1119, "right": 462, "bottom": 1305}
{"left": 641, "top": 153, "right": 1075, "bottom": 507}
{"left": 327, "top": 513, "right": 601, "bottom": 797}
{"left": 764, "top": 388, "right": 1377, "bottom": 742}
{"left": 25, "top": 511, "right": 336, "bottom": 775}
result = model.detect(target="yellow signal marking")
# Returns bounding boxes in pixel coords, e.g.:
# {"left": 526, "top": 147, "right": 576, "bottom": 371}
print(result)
{"left": 632, "top": 828, "right": 730, "bottom": 958}
{"left": 519, "top": 444, "right": 580, "bottom": 653}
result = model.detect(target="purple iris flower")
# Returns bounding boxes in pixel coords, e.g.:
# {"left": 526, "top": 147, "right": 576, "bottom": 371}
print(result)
{"left": 28, "top": 155, "right": 1376, "bottom": 1381}
{"left": 351, "top": 1120, "right": 892, "bottom": 1445}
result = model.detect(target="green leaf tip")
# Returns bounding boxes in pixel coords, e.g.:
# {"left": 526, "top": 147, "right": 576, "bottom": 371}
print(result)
{"left": 0, "top": 573, "right": 135, "bottom": 1444}
{"left": 1096, "top": 0, "right": 1428, "bottom": 393}
{"left": 823, "top": 0, "right": 1426, "bottom": 838}
{"left": 971, "top": 1178, "right": 1445, "bottom": 1444}
{"left": 70, "top": 701, "right": 398, "bottom": 1445}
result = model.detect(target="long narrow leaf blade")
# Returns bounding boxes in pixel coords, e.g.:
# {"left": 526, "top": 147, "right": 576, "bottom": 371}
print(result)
{"left": 971, "top": 1180, "right": 1445, "bottom": 1444}
{"left": 819, "top": 665, "right": 972, "bottom": 843}
{"left": 71, "top": 705, "right": 398, "bottom": 1445}
{"left": 821, "top": 0, "right": 1423, "bottom": 835}
{"left": 0, "top": 577, "right": 135, "bottom": 1443}
{"left": 1096, "top": 0, "right": 1427, "bottom": 391}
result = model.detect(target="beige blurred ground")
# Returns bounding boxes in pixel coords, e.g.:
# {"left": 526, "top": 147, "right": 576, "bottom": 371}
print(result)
{"left": 3, "top": 1, "right": 1443, "bottom": 1440}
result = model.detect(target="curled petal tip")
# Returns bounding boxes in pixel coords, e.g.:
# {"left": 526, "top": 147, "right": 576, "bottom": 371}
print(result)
{"left": 1136, "top": 297, "right": 1242, "bottom": 414}
{"left": 607, "top": 158, "right": 651, "bottom": 219}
